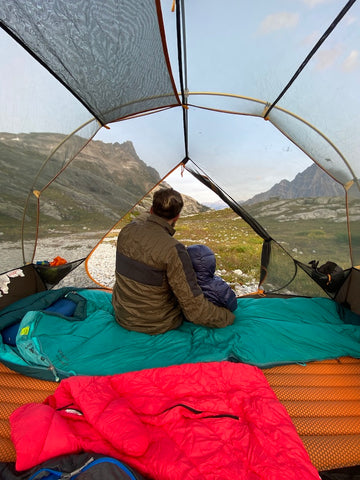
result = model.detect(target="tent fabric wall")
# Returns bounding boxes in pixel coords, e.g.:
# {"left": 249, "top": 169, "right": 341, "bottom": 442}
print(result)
{"left": 0, "top": 265, "right": 46, "bottom": 312}
{"left": 0, "top": 1, "right": 360, "bottom": 475}
{"left": 0, "top": 0, "right": 359, "bottom": 287}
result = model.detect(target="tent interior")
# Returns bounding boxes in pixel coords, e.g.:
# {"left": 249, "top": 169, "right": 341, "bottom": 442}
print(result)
{"left": 0, "top": 0, "right": 360, "bottom": 478}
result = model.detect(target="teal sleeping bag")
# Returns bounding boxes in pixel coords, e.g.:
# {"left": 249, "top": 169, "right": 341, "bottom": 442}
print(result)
{"left": 1, "top": 288, "right": 360, "bottom": 380}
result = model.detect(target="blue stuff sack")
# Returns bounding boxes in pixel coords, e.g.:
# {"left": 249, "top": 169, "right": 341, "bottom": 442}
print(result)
{"left": 1, "top": 297, "right": 77, "bottom": 346}
{"left": 45, "top": 298, "right": 77, "bottom": 316}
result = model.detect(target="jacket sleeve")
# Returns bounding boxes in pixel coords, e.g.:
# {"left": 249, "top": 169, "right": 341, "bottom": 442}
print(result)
{"left": 213, "top": 276, "right": 238, "bottom": 312}
{"left": 166, "top": 243, "right": 234, "bottom": 328}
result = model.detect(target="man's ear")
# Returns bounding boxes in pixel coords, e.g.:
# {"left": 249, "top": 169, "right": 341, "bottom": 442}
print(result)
{"left": 150, "top": 207, "right": 154, "bottom": 214}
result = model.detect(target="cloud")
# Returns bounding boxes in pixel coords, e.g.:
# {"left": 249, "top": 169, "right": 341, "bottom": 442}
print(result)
{"left": 302, "top": 0, "right": 331, "bottom": 7}
{"left": 343, "top": 50, "right": 359, "bottom": 71}
{"left": 166, "top": 169, "right": 222, "bottom": 203}
{"left": 314, "top": 45, "right": 342, "bottom": 70}
{"left": 344, "top": 15, "right": 357, "bottom": 26}
{"left": 258, "top": 12, "right": 299, "bottom": 35}
{"left": 302, "top": 31, "right": 321, "bottom": 47}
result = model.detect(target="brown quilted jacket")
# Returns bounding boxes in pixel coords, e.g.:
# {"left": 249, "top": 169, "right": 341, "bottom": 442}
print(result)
{"left": 112, "top": 213, "right": 234, "bottom": 334}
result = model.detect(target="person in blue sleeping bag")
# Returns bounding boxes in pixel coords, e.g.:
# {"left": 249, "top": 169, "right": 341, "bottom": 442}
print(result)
{"left": 187, "top": 244, "right": 238, "bottom": 312}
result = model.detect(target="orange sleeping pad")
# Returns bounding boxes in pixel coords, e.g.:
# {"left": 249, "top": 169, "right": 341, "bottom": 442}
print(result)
{"left": 264, "top": 356, "right": 360, "bottom": 472}
{"left": 1, "top": 357, "right": 360, "bottom": 472}
{"left": 0, "top": 362, "right": 57, "bottom": 463}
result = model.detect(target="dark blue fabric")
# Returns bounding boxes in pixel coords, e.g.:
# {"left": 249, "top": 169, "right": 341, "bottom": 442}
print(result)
{"left": 0, "top": 452, "right": 147, "bottom": 480}
{"left": 1, "top": 322, "right": 20, "bottom": 346}
{"left": 187, "top": 244, "right": 237, "bottom": 312}
{"left": 77, "top": 457, "right": 138, "bottom": 479}
{"left": 45, "top": 298, "right": 77, "bottom": 316}
{"left": 0, "top": 288, "right": 86, "bottom": 355}
{"left": 28, "top": 467, "right": 62, "bottom": 479}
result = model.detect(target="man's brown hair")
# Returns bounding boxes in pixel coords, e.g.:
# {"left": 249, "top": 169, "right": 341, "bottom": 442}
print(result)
{"left": 152, "top": 188, "right": 184, "bottom": 219}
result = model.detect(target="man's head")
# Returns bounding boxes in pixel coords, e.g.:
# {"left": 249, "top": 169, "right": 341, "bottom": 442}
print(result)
{"left": 151, "top": 188, "right": 184, "bottom": 222}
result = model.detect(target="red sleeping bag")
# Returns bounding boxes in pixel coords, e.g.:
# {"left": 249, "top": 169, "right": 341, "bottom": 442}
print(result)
{"left": 10, "top": 361, "right": 320, "bottom": 479}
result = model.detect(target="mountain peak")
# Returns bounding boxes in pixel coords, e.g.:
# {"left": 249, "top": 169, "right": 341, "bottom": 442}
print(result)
{"left": 0, "top": 133, "right": 209, "bottom": 239}
{"left": 246, "top": 164, "right": 343, "bottom": 205}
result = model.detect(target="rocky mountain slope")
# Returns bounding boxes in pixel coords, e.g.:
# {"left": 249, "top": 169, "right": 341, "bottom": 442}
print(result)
{"left": 0, "top": 132, "right": 208, "bottom": 237}
{"left": 243, "top": 163, "right": 360, "bottom": 223}
{"left": 246, "top": 195, "right": 359, "bottom": 223}
{"left": 246, "top": 163, "right": 343, "bottom": 204}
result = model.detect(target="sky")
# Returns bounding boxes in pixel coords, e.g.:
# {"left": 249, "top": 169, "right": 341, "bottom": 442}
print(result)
{"left": 94, "top": 109, "right": 313, "bottom": 204}
{"left": 165, "top": 168, "right": 225, "bottom": 207}
{"left": 0, "top": 0, "right": 358, "bottom": 204}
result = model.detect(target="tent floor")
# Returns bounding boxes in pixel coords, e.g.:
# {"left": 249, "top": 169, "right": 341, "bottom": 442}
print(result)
{"left": 1, "top": 357, "right": 360, "bottom": 472}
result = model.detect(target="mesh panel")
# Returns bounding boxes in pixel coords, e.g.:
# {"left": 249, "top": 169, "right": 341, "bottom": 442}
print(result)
{"left": 247, "top": 194, "right": 351, "bottom": 270}
{"left": 1, "top": 0, "right": 359, "bottom": 289}
{"left": 348, "top": 183, "right": 360, "bottom": 267}
{"left": 270, "top": 108, "right": 356, "bottom": 186}
{"left": 297, "top": 261, "right": 349, "bottom": 298}
{"left": 0, "top": 0, "right": 180, "bottom": 124}
{"left": 35, "top": 259, "right": 85, "bottom": 289}
{"left": 182, "top": 1, "right": 360, "bottom": 187}
{"left": 260, "top": 240, "right": 328, "bottom": 296}
{"left": 0, "top": 105, "right": 184, "bottom": 274}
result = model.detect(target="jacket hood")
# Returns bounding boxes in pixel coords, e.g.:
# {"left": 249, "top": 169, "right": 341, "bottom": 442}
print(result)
{"left": 187, "top": 244, "right": 216, "bottom": 278}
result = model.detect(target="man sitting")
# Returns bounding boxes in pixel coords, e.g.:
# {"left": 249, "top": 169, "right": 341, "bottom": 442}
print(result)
{"left": 112, "top": 187, "right": 235, "bottom": 334}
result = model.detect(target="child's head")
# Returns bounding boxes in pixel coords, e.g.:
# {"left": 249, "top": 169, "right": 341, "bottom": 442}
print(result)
{"left": 187, "top": 244, "right": 216, "bottom": 277}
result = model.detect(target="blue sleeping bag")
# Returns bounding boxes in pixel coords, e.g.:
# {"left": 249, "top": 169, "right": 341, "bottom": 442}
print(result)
{"left": 1, "top": 288, "right": 360, "bottom": 381}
